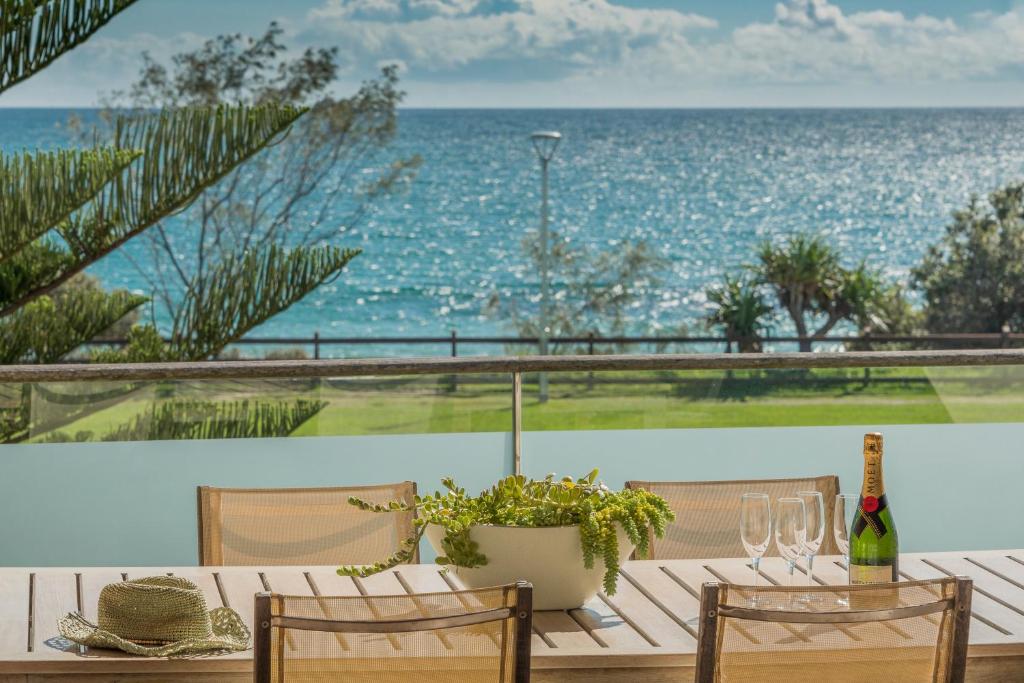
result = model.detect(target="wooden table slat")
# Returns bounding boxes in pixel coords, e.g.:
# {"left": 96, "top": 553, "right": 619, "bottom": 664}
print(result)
{"left": 30, "top": 571, "right": 78, "bottom": 655}
{"left": 617, "top": 563, "right": 701, "bottom": 640}
{"left": 0, "top": 571, "right": 29, "bottom": 655}
{"left": 212, "top": 569, "right": 265, "bottom": 635}
{"left": 567, "top": 594, "right": 656, "bottom": 650}
{"left": 917, "top": 556, "right": 1024, "bottom": 636}
{"left": 2, "top": 552, "right": 1023, "bottom": 682}
{"left": 390, "top": 566, "right": 552, "bottom": 654}
{"left": 900, "top": 557, "right": 1019, "bottom": 643}
{"left": 966, "top": 554, "right": 1024, "bottom": 592}
{"left": 303, "top": 569, "right": 363, "bottom": 598}
{"left": 422, "top": 566, "right": 592, "bottom": 651}
{"left": 601, "top": 572, "right": 696, "bottom": 649}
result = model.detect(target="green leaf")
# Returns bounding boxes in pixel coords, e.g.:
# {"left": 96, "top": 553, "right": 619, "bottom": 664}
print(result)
{"left": 1, "top": 0, "right": 141, "bottom": 94}
{"left": 169, "top": 243, "right": 360, "bottom": 360}
{"left": 90, "top": 324, "right": 164, "bottom": 363}
{"left": 0, "top": 285, "right": 145, "bottom": 363}
{"left": 339, "top": 471, "right": 675, "bottom": 594}
{"left": 95, "top": 398, "right": 326, "bottom": 441}
{"left": 0, "top": 104, "right": 307, "bottom": 315}
{"left": 0, "top": 148, "right": 141, "bottom": 263}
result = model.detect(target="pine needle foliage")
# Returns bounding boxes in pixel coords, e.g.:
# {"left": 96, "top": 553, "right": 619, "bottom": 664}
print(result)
{"left": 2, "top": 1, "right": 375, "bottom": 373}
{"left": 0, "top": 147, "right": 141, "bottom": 261}
{"left": 0, "top": 0, "right": 139, "bottom": 93}
{"left": 339, "top": 470, "right": 675, "bottom": 597}
{"left": 0, "top": 285, "right": 145, "bottom": 362}
{"left": 0, "top": 104, "right": 307, "bottom": 314}
{"left": 170, "top": 244, "right": 360, "bottom": 360}
{"left": 41, "top": 397, "right": 326, "bottom": 442}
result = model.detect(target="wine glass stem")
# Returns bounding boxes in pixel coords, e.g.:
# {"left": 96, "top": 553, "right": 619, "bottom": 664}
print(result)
{"left": 788, "top": 561, "right": 795, "bottom": 586}
{"left": 806, "top": 554, "right": 815, "bottom": 586}
{"left": 751, "top": 557, "right": 760, "bottom": 588}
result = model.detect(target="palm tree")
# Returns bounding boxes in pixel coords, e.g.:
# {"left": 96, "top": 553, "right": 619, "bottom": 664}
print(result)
{"left": 705, "top": 275, "right": 772, "bottom": 352}
{"left": 755, "top": 234, "right": 879, "bottom": 352}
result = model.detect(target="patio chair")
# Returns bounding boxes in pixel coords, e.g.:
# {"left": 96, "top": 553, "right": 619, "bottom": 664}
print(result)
{"left": 694, "top": 577, "right": 972, "bottom": 683}
{"left": 197, "top": 482, "right": 417, "bottom": 566}
{"left": 254, "top": 582, "right": 533, "bottom": 683}
{"left": 625, "top": 475, "right": 841, "bottom": 559}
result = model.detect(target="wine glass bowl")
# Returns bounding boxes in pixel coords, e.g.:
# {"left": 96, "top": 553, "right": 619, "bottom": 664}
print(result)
{"left": 834, "top": 494, "right": 860, "bottom": 573}
{"left": 740, "top": 493, "right": 771, "bottom": 602}
{"left": 740, "top": 493, "right": 772, "bottom": 559}
{"left": 795, "top": 491, "right": 825, "bottom": 601}
{"left": 775, "top": 498, "right": 807, "bottom": 587}
{"left": 833, "top": 493, "right": 860, "bottom": 606}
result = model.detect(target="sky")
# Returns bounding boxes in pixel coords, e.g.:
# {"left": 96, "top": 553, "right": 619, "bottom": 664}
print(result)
{"left": 4, "top": 0, "right": 1024, "bottom": 107}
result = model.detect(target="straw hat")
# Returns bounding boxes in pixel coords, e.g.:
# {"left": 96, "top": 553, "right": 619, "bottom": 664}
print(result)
{"left": 58, "top": 576, "right": 250, "bottom": 657}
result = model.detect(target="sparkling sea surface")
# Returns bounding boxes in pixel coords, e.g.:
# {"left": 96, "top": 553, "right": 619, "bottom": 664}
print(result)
{"left": 3, "top": 108, "right": 1024, "bottom": 356}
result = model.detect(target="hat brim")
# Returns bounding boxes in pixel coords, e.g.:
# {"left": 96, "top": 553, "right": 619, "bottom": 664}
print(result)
{"left": 58, "top": 607, "right": 250, "bottom": 657}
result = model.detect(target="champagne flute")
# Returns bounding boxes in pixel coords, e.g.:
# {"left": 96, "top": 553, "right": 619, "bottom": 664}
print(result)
{"left": 833, "top": 493, "right": 860, "bottom": 606}
{"left": 775, "top": 498, "right": 807, "bottom": 588}
{"left": 740, "top": 494, "right": 771, "bottom": 600}
{"left": 796, "top": 491, "right": 825, "bottom": 600}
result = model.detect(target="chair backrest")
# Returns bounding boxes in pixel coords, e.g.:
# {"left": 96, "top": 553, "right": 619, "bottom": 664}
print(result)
{"left": 197, "top": 482, "right": 417, "bottom": 566}
{"left": 626, "top": 475, "right": 841, "bottom": 559}
{"left": 254, "top": 582, "right": 533, "bottom": 683}
{"left": 694, "top": 577, "right": 972, "bottom": 683}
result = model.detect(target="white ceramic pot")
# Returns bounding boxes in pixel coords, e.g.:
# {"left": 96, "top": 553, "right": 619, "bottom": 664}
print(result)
{"left": 424, "top": 523, "right": 634, "bottom": 610}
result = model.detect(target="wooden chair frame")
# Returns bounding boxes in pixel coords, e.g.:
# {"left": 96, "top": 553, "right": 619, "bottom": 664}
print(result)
{"left": 694, "top": 577, "right": 973, "bottom": 683}
{"left": 196, "top": 481, "right": 418, "bottom": 566}
{"left": 254, "top": 581, "right": 533, "bottom": 683}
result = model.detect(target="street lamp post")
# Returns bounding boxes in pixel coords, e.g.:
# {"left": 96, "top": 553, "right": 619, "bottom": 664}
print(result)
{"left": 530, "top": 130, "right": 561, "bottom": 404}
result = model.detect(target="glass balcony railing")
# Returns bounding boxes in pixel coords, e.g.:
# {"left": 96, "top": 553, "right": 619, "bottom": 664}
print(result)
{"left": 1, "top": 349, "right": 1022, "bottom": 566}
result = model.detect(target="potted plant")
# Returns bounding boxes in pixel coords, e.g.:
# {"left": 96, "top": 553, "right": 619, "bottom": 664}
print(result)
{"left": 338, "top": 470, "right": 675, "bottom": 609}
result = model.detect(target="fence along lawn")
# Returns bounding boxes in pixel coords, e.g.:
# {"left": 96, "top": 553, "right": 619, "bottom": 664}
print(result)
{"left": 17, "top": 365, "right": 1024, "bottom": 442}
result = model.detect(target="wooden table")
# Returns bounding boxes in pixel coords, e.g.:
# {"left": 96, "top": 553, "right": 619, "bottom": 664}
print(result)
{"left": 2, "top": 550, "right": 1023, "bottom": 682}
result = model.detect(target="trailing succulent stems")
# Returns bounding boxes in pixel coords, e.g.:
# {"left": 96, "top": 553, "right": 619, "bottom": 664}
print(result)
{"left": 338, "top": 470, "right": 675, "bottom": 596}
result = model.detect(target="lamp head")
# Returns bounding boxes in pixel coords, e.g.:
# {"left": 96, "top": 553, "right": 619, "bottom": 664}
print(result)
{"left": 530, "top": 131, "right": 562, "bottom": 162}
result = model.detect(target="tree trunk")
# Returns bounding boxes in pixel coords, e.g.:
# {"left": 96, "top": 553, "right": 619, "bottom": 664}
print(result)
{"left": 812, "top": 313, "right": 844, "bottom": 350}
{"left": 788, "top": 300, "right": 811, "bottom": 352}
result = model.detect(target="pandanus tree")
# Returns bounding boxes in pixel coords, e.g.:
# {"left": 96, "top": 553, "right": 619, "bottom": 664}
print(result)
{"left": 704, "top": 275, "right": 772, "bottom": 353}
{"left": 0, "top": 0, "right": 407, "bottom": 439}
{"left": 755, "top": 233, "right": 881, "bottom": 352}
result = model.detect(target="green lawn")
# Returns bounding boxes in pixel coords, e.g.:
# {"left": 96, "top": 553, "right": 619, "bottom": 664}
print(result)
{"left": 27, "top": 366, "right": 1024, "bottom": 442}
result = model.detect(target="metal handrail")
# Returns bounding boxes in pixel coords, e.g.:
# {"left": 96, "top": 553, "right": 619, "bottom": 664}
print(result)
{"left": 2, "top": 349, "right": 1023, "bottom": 382}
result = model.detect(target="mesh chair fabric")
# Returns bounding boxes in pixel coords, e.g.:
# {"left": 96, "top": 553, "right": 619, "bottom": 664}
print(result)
{"left": 197, "top": 483, "right": 417, "bottom": 566}
{"left": 263, "top": 585, "right": 525, "bottom": 683}
{"left": 706, "top": 579, "right": 962, "bottom": 683}
{"left": 627, "top": 476, "right": 840, "bottom": 559}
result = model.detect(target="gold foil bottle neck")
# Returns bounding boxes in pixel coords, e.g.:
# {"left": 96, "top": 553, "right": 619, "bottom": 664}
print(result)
{"left": 863, "top": 432, "right": 883, "bottom": 455}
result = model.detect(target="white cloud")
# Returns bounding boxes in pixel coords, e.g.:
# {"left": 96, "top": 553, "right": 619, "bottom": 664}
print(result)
{"left": 293, "top": 0, "right": 1024, "bottom": 102}
{"left": 724, "top": 0, "right": 1024, "bottom": 85}
{"left": 303, "top": 0, "right": 717, "bottom": 80}
{"left": 4, "top": 0, "right": 1024, "bottom": 107}
{"left": 774, "top": 0, "right": 863, "bottom": 40}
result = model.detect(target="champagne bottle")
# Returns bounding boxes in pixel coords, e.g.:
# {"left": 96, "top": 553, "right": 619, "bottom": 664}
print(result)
{"left": 849, "top": 432, "right": 899, "bottom": 583}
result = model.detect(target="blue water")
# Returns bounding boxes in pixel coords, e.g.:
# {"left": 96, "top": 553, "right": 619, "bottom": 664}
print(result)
{"left": 4, "top": 108, "right": 1024, "bottom": 355}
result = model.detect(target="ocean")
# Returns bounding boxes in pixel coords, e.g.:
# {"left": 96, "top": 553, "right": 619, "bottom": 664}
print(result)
{"left": 3, "top": 108, "right": 1024, "bottom": 356}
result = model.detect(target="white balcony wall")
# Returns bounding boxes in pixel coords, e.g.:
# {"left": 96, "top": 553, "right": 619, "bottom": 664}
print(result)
{"left": 1, "top": 423, "right": 1021, "bottom": 566}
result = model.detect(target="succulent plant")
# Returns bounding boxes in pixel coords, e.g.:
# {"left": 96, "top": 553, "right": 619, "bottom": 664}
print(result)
{"left": 338, "top": 469, "right": 674, "bottom": 595}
